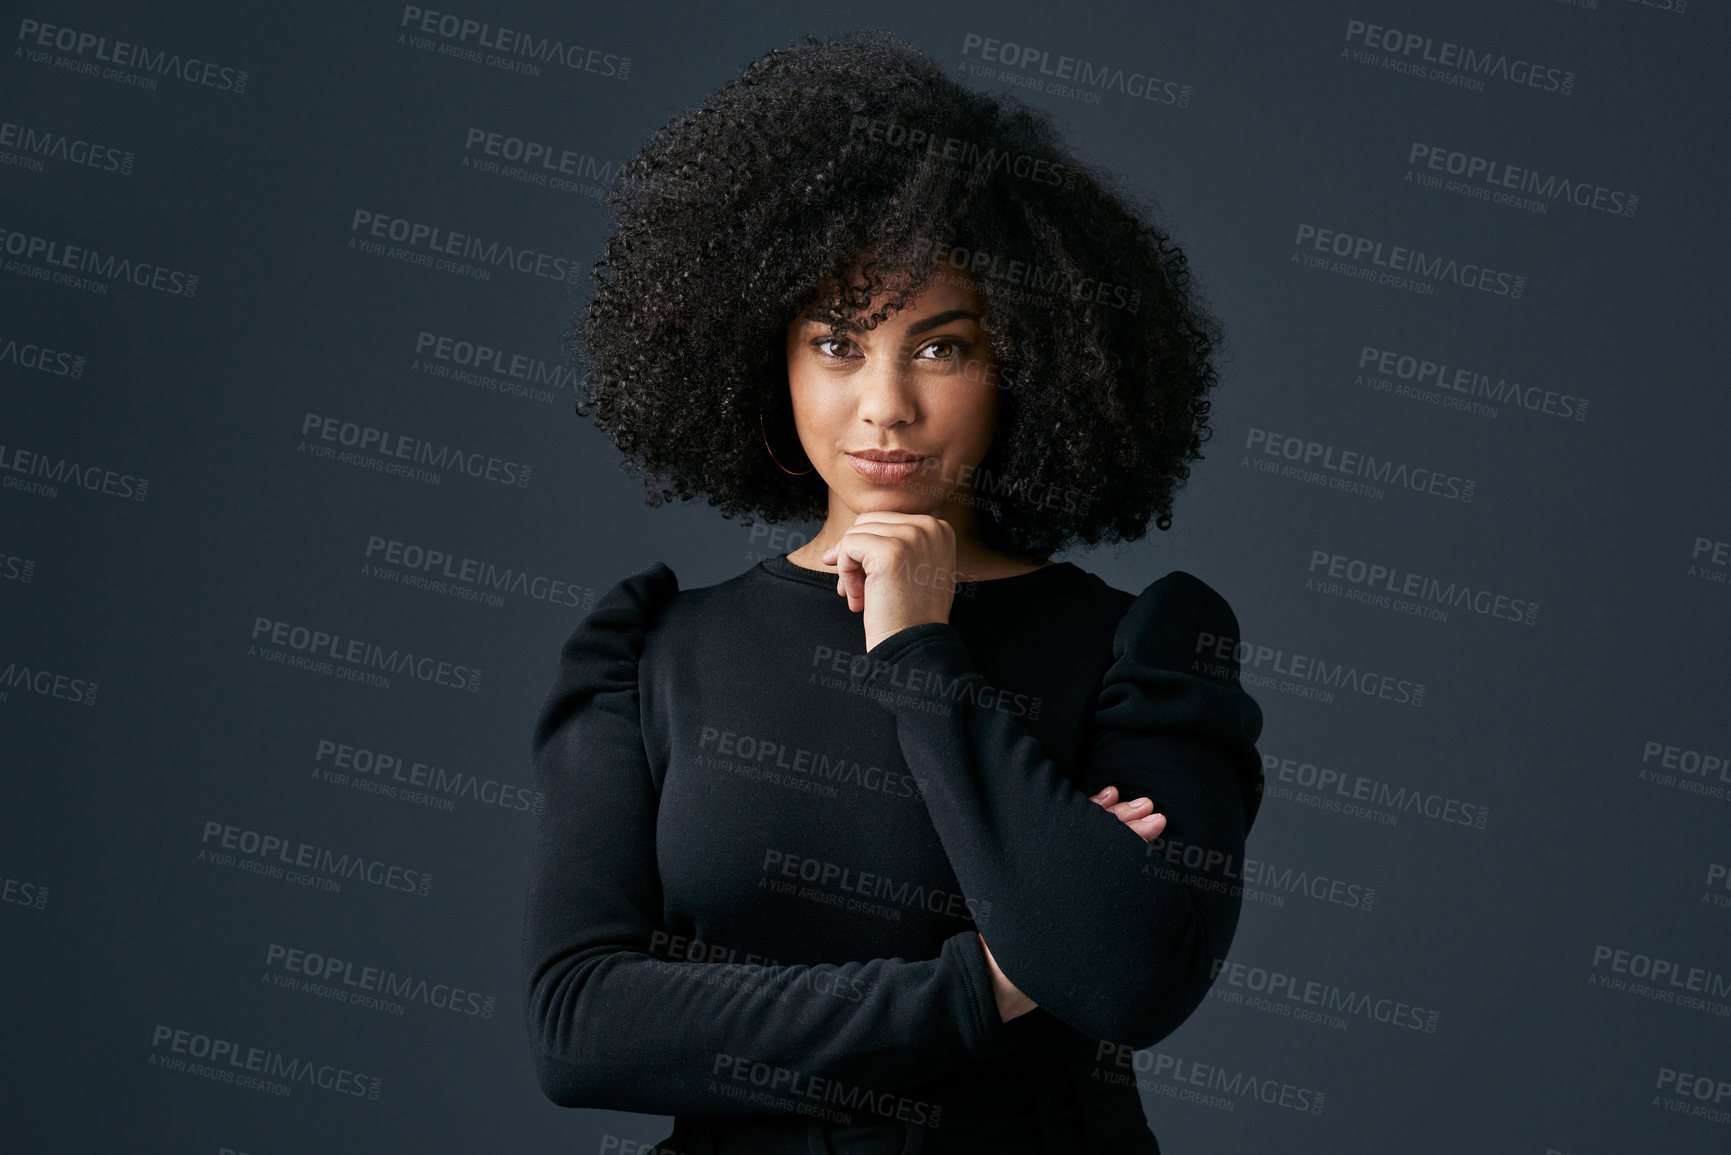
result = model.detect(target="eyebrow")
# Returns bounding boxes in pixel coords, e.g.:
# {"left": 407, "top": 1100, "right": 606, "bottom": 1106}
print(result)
{"left": 803, "top": 308, "right": 980, "bottom": 337}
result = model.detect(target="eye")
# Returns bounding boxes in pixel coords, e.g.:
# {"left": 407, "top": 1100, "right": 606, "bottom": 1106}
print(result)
{"left": 918, "top": 337, "right": 969, "bottom": 361}
{"left": 809, "top": 335, "right": 857, "bottom": 359}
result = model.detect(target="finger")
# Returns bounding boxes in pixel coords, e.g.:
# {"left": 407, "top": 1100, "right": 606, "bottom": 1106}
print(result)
{"left": 835, "top": 547, "right": 865, "bottom": 609}
{"left": 1109, "top": 796, "right": 1154, "bottom": 821}
{"left": 829, "top": 525, "right": 913, "bottom": 613}
{"left": 1089, "top": 785, "right": 1117, "bottom": 806}
{"left": 849, "top": 510, "right": 957, "bottom": 547}
{"left": 845, "top": 510, "right": 934, "bottom": 532}
{"left": 852, "top": 514, "right": 954, "bottom": 560}
{"left": 1126, "top": 812, "right": 1167, "bottom": 842}
{"left": 831, "top": 524, "right": 917, "bottom": 563}
{"left": 828, "top": 535, "right": 869, "bottom": 610}
{"left": 828, "top": 529, "right": 885, "bottom": 576}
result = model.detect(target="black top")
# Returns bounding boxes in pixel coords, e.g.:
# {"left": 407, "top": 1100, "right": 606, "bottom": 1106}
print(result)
{"left": 522, "top": 554, "right": 1265, "bottom": 1153}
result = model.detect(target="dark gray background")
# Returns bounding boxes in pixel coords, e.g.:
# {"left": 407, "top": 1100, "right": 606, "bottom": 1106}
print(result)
{"left": 3, "top": 1, "right": 1728, "bottom": 1151}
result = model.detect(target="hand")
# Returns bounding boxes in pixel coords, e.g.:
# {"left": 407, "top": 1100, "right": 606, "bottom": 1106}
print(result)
{"left": 1088, "top": 784, "right": 1167, "bottom": 843}
{"left": 978, "top": 933, "right": 1036, "bottom": 1022}
{"left": 819, "top": 511, "right": 960, "bottom": 651}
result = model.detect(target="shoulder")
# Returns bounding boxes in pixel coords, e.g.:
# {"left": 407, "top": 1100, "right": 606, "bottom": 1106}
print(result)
{"left": 1064, "top": 566, "right": 1241, "bottom": 644}
{"left": 538, "top": 558, "right": 762, "bottom": 702}
{"left": 553, "top": 561, "right": 674, "bottom": 657}
{"left": 572, "top": 558, "right": 790, "bottom": 659}
{"left": 588, "top": 561, "right": 681, "bottom": 625}
{"left": 1071, "top": 567, "right": 1247, "bottom": 686}
{"left": 1121, "top": 568, "right": 1243, "bottom": 641}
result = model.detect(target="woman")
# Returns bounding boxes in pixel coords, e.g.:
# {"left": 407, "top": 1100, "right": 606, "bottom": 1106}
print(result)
{"left": 522, "top": 29, "right": 1265, "bottom": 1155}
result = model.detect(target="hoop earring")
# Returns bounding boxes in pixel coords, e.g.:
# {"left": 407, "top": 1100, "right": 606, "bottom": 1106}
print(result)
{"left": 760, "top": 411, "right": 814, "bottom": 476}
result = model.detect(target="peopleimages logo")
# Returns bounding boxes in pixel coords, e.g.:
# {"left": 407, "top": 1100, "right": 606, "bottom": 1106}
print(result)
{"left": 709, "top": 1053, "right": 942, "bottom": 1128}
{"left": 1690, "top": 536, "right": 1730, "bottom": 590}
{"left": 396, "top": 6, "right": 630, "bottom": 79}
{"left": 0, "top": 118, "right": 135, "bottom": 176}
{"left": 1292, "top": 224, "right": 1525, "bottom": 298}
{"left": 847, "top": 114, "right": 1077, "bottom": 190}
{"left": 1703, "top": 863, "right": 1731, "bottom": 911}
{"left": 347, "top": 209, "right": 580, "bottom": 283}
{"left": 1144, "top": 837, "right": 1378, "bottom": 912}
{"left": 1623, "top": 0, "right": 1687, "bottom": 16}
{"left": 0, "top": 552, "right": 37, "bottom": 584}
{"left": 1406, "top": 142, "right": 1637, "bottom": 219}
{"left": 2, "top": 874, "right": 49, "bottom": 910}
{"left": 298, "top": 412, "right": 531, "bottom": 490}
{"left": 1653, "top": 1065, "right": 1731, "bottom": 1128}
{"left": 1194, "top": 628, "right": 1426, "bottom": 709}
{"left": 361, "top": 533, "right": 592, "bottom": 611}
{"left": 761, "top": 849, "right": 992, "bottom": 927}
{"left": 931, "top": 242, "right": 1141, "bottom": 313}
{"left": 1306, "top": 549, "right": 1539, "bottom": 626}
{"left": 460, "top": 127, "right": 619, "bottom": 185}
{"left": 1244, "top": 426, "right": 1474, "bottom": 505}
{"left": 264, "top": 942, "right": 498, "bottom": 1019}
{"left": 697, "top": 723, "right": 924, "bottom": 804}
{"left": 0, "top": 225, "right": 199, "bottom": 297}
{"left": 1094, "top": 1042, "right": 1327, "bottom": 1115}
{"left": 15, "top": 18, "right": 251, "bottom": 93}
{"left": 1589, "top": 943, "right": 1731, "bottom": 1018}
{"left": 410, "top": 329, "right": 576, "bottom": 405}
{"left": 1208, "top": 954, "right": 1441, "bottom": 1033}
{"left": 1263, "top": 749, "right": 1490, "bottom": 831}
{"left": 147, "top": 1023, "right": 380, "bottom": 1100}
{"left": 0, "top": 442, "right": 148, "bottom": 501}
{"left": 199, "top": 819, "right": 434, "bottom": 897}
{"left": 0, "top": 332, "right": 87, "bottom": 379}
{"left": 1639, "top": 738, "right": 1730, "bottom": 803}
{"left": 0, "top": 658, "right": 99, "bottom": 705}
{"left": 958, "top": 32, "right": 1190, "bottom": 107}
{"left": 312, "top": 736, "right": 544, "bottom": 816}
{"left": 1356, "top": 344, "right": 1588, "bottom": 423}
{"left": 248, "top": 614, "right": 483, "bottom": 693}
{"left": 1340, "top": 18, "right": 1574, "bottom": 95}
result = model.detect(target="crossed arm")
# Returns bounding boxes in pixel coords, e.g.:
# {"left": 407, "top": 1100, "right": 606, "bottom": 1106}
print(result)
{"left": 523, "top": 564, "right": 1262, "bottom": 1115}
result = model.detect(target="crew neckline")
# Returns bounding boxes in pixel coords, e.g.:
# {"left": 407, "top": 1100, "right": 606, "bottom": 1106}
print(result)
{"left": 760, "top": 553, "right": 1078, "bottom": 592}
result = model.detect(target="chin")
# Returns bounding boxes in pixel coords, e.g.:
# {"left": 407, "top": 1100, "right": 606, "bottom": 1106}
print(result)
{"left": 847, "top": 490, "right": 941, "bottom": 515}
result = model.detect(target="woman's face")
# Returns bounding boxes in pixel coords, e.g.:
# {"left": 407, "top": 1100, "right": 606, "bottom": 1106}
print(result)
{"left": 783, "top": 264, "right": 999, "bottom": 521}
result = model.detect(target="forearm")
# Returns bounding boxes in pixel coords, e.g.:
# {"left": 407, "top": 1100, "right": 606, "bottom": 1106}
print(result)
{"left": 527, "top": 581, "right": 1012, "bottom": 1119}
{"left": 524, "top": 924, "right": 1013, "bottom": 1116}
{"left": 855, "top": 623, "right": 1251, "bottom": 1045}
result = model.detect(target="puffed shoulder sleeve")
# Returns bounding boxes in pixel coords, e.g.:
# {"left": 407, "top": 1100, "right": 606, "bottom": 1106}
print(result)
{"left": 529, "top": 561, "right": 679, "bottom": 759}
{"left": 1096, "top": 570, "right": 1265, "bottom": 833}
{"left": 522, "top": 562, "right": 1014, "bottom": 1120}
{"left": 852, "top": 568, "right": 1265, "bottom": 1048}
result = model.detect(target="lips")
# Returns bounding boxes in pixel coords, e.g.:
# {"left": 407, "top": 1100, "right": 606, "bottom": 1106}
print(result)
{"left": 845, "top": 450, "right": 928, "bottom": 484}
{"left": 848, "top": 448, "right": 925, "bottom": 462}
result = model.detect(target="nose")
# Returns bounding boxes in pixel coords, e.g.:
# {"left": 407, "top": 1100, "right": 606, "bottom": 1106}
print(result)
{"left": 854, "top": 355, "right": 918, "bottom": 429}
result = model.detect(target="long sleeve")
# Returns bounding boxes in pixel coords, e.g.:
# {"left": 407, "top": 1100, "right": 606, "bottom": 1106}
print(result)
{"left": 521, "top": 562, "right": 1016, "bottom": 1118}
{"left": 851, "top": 569, "right": 1265, "bottom": 1050}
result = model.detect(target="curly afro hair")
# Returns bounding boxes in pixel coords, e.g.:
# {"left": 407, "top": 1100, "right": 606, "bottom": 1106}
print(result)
{"left": 569, "top": 27, "right": 1228, "bottom": 562}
